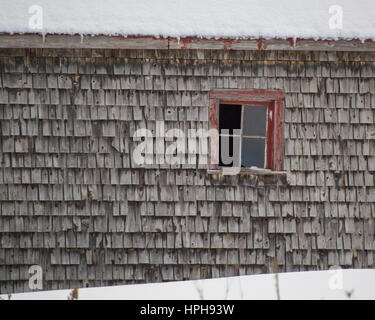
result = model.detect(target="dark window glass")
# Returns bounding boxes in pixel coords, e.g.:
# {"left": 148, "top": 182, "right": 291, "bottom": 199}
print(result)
{"left": 241, "top": 138, "right": 265, "bottom": 168}
{"left": 219, "top": 135, "right": 241, "bottom": 167}
{"left": 243, "top": 105, "right": 267, "bottom": 136}
{"left": 218, "top": 103, "right": 268, "bottom": 169}
{"left": 219, "top": 104, "right": 241, "bottom": 134}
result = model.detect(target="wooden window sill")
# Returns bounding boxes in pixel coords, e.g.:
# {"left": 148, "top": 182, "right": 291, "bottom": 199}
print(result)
{"left": 207, "top": 167, "right": 287, "bottom": 176}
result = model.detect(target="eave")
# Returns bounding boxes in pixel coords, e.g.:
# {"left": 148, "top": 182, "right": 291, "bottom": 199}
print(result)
{"left": 1, "top": 34, "right": 375, "bottom": 51}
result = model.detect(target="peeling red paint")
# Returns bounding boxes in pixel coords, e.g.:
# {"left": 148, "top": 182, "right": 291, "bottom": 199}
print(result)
{"left": 286, "top": 38, "right": 296, "bottom": 48}
{"left": 209, "top": 98, "right": 219, "bottom": 170}
{"left": 266, "top": 101, "right": 275, "bottom": 170}
{"left": 257, "top": 39, "right": 267, "bottom": 50}
{"left": 210, "top": 89, "right": 284, "bottom": 101}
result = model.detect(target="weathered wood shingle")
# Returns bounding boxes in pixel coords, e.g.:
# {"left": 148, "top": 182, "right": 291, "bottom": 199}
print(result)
{"left": 0, "top": 48, "right": 375, "bottom": 294}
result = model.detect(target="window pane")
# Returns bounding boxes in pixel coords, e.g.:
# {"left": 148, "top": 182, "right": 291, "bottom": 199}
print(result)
{"left": 241, "top": 138, "right": 265, "bottom": 168}
{"left": 219, "top": 135, "right": 241, "bottom": 167}
{"left": 219, "top": 104, "right": 241, "bottom": 135}
{"left": 243, "top": 105, "right": 267, "bottom": 137}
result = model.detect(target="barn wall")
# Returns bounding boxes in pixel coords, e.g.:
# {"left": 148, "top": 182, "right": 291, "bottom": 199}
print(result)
{"left": 0, "top": 48, "right": 375, "bottom": 294}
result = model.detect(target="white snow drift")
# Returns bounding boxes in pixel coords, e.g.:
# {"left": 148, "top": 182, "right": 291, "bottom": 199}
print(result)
{"left": 2, "top": 269, "right": 375, "bottom": 300}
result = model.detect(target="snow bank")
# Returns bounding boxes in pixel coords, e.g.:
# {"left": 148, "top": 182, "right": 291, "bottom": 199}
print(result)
{"left": 2, "top": 269, "right": 375, "bottom": 300}
{"left": 0, "top": 0, "right": 374, "bottom": 41}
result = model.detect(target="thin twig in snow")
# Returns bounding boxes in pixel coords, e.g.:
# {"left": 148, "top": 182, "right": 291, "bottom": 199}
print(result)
{"left": 273, "top": 257, "right": 281, "bottom": 300}
{"left": 193, "top": 281, "right": 204, "bottom": 300}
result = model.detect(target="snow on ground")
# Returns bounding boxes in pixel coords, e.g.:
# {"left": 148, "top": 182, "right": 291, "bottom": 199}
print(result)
{"left": 0, "top": 0, "right": 375, "bottom": 41}
{"left": 1, "top": 269, "right": 375, "bottom": 300}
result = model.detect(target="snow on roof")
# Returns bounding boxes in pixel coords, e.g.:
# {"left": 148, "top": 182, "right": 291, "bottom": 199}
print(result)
{"left": 1, "top": 0, "right": 375, "bottom": 41}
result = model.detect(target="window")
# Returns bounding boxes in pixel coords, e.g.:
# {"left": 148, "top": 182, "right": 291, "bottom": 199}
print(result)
{"left": 209, "top": 89, "right": 285, "bottom": 173}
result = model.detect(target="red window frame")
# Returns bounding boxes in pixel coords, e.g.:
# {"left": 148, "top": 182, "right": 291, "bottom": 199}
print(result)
{"left": 209, "top": 89, "right": 285, "bottom": 172}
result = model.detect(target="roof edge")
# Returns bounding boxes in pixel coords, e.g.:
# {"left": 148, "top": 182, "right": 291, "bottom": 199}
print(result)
{"left": 1, "top": 34, "right": 375, "bottom": 51}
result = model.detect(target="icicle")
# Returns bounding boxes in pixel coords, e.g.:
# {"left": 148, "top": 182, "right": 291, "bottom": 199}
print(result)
{"left": 80, "top": 34, "right": 84, "bottom": 44}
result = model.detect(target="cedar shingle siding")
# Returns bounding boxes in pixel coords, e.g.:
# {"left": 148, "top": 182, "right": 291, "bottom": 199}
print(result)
{"left": 0, "top": 48, "right": 375, "bottom": 294}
